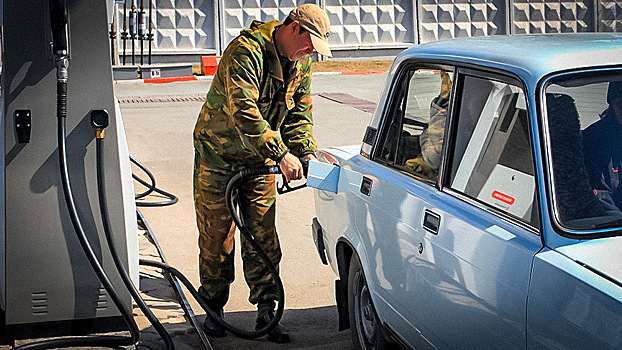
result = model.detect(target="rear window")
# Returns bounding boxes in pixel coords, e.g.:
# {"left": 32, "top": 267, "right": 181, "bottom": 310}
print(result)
{"left": 545, "top": 70, "right": 622, "bottom": 232}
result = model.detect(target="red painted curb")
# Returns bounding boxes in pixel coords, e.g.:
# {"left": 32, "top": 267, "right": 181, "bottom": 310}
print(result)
{"left": 144, "top": 76, "right": 197, "bottom": 84}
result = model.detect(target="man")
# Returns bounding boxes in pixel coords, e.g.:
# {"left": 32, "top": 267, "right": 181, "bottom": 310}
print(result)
{"left": 405, "top": 71, "right": 451, "bottom": 178}
{"left": 582, "top": 81, "right": 622, "bottom": 214}
{"left": 193, "top": 4, "right": 331, "bottom": 343}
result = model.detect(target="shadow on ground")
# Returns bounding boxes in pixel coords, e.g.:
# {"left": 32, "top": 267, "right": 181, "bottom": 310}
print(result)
{"left": 139, "top": 305, "right": 352, "bottom": 350}
{"left": 205, "top": 305, "right": 352, "bottom": 350}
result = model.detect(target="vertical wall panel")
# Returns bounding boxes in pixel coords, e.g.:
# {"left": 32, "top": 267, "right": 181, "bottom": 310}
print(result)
{"left": 419, "top": 0, "right": 506, "bottom": 42}
{"left": 220, "top": 0, "right": 310, "bottom": 48}
{"left": 512, "top": 0, "right": 593, "bottom": 33}
{"left": 599, "top": 0, "right": 622, "bottom": 31}
{"left": 324, "top": 0, "right": 414, "bottom": 47}
{"left": 115, "top": 0, "right": 217, "bottom": 57}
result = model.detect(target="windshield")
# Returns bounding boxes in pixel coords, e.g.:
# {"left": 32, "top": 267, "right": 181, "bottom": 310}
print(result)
{"left": 545, "top": 70, "right": 622, "bottom": 232}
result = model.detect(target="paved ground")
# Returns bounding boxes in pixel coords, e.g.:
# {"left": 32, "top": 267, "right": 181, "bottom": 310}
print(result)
{"left": 114, "top": 72, "right": 388, "bottom": 350}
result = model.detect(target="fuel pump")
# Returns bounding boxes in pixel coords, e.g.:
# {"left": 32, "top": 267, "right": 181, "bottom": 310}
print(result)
{"left": 1, "top": 0, "right": 138, "bottom": 345}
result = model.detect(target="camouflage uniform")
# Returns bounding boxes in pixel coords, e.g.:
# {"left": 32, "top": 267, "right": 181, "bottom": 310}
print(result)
{"left": 193, "top": 20, "right": 317, "bottom": 309}
{"left": 420, "top": 70, "right": 451, "bottom": 170}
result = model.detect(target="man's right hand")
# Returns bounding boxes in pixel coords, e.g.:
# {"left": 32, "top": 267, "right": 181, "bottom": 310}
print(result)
{"left": 278, "top": 152, "right": 303, "bottom": 183}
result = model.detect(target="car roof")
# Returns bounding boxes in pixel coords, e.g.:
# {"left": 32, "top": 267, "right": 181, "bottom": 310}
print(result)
{"left": 398, "top": 34, "right": 622, "bottom": 86}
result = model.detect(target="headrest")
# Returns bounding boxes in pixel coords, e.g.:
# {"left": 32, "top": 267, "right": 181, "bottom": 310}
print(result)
{"left": 607, "top": 81, "right": 622, "bottom": 105}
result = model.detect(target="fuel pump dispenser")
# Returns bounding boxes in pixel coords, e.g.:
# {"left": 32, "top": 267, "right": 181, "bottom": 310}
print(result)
{"left": 1, "top": 0, "right": 138, "bottom": 343}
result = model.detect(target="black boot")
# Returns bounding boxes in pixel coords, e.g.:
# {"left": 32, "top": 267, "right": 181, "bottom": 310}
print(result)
{"left": 204, "top": 308, "right": 226, "bottom": 338}
{"left": 255, "top": 301, "right": 290, "bottom": 343}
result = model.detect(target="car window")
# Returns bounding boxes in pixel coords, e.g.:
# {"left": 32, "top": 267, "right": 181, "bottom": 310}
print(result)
{"left": 375, "top": 67, "right": 453, "bottom": 183}
{"left": 545, "top": 71, "right": 622, "bottom": 232}
{"left": 448, "top": 74, "right": 539, "bottom": 228}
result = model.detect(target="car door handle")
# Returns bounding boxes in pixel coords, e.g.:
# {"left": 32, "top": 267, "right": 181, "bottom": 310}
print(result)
{"left": 360, "top": 176, "right": 373, "bottom": 196}
{"left": 423, "top": 210, "right": 441, "bottom": 235}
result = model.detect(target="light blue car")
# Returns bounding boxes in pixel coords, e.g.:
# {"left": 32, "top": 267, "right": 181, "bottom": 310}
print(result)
{"left": 311, "top": 34, "right": 622, "bottom": 350}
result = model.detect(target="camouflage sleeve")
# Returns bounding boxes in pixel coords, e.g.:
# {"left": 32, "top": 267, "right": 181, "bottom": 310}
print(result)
{"left": 280, "top": 57, "right": 317, "bottom": 157}
{"left": 225, "top": 42, "right": 289, "bottom": 161}
{"left": 419, "top": 71, "right": 451, "bottom": 170}
{"left": 419, "top": 102, "right": 447, "bottom": 170}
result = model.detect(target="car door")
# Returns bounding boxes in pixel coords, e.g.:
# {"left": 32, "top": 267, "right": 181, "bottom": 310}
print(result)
{"left": 410, "top": 69, "right": 543, "bottom": 349}
{"left": 359, "top": 64, "right": 457, "bottom": 349}
{"left": 363, "top": 66, "right": 545, "bottom": 349}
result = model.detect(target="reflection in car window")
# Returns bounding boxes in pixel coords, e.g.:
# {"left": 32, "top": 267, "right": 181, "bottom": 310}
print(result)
{"left": 376, "top": 68, "right": 453, "bottom": 183}
{"left": 546, "top": 72, "right": 622, "bottom": 231}
{"left": 449, "top": 75, "right": 539, "bottom": 228}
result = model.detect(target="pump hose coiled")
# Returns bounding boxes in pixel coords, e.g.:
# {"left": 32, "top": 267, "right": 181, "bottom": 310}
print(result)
{"left": 131, "top": 156, "right": 179, "bottom": 207}
{"left": 140, "top": 165, "right": 286, "bottom": 339}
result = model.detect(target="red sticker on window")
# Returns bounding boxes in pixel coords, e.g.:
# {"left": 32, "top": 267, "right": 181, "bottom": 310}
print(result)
{"left": 492, "top": 191, "right": 515, "bottom": 205}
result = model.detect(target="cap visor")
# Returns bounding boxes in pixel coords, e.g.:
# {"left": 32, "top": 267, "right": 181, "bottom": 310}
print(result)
{"left": 310, "top": 34, "right": 332, "bottom": 57}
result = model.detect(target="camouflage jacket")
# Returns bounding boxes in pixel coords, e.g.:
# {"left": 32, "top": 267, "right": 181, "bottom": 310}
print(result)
{"left": 419, "top": 98, "right": 447, "bottom": 170}
{"left": 419, "top": 71, "right": 451, "bottom": 170}
{"left": 194, "top": 20, "right": 317, "bottom": 168}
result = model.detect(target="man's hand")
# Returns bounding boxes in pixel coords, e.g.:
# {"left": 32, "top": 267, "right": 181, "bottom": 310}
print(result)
{"left": 300, "top": 153, "right": 317, "bottom": 162}
{"left": 279, "top": 152, "right": 304, "bottom": 183}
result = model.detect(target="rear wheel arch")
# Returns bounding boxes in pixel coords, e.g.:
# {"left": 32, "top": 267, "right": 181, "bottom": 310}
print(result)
{"left": 336, "top": 239, "right": 354, "bottom": 283}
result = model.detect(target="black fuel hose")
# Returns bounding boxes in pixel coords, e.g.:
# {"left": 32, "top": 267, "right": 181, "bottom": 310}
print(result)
{"left": 96, "top": 139, "right": 175, "bottom": 350}
{"left": 131, "top": 156, "right": 179, "bottom": 207}
{"left": 54, "top": 81, "right": 139, "bottom": 347}
{"left": 131, "top": 155, "right": 156, "bottom": 199}
{"left": 223, "top": 165, "right": 285, "bottom": 334}
{"left": 140, "top": 165, "right": 289, "bottom": 339}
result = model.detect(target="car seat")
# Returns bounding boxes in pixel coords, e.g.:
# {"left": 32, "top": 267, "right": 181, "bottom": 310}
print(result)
{"left": 546, "top": 93, "right": 606, "bottom": 223}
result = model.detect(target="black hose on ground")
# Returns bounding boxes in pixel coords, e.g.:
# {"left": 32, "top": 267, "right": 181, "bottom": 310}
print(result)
{"left": 131, "top": 156, "right": 179, "bottom": 207}
{"left": 131, "top": 155, "right": 157, "bottom": 199}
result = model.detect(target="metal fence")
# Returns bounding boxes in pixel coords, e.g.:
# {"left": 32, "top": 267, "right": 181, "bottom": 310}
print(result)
{"left": 112, "top": 0, "right": 622, "bottom": 62}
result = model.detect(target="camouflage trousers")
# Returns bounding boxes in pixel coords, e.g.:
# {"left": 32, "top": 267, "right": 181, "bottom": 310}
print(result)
{"left": 193, "top": 151, "right": 282, "bottom": 310}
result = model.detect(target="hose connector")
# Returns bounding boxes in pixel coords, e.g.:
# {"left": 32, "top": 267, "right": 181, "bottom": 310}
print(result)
{"left": 55, "top": 56, "right": 69, "bottom": 83}
{"left": 90, "top": 109, "right": 109, "bottom": 139}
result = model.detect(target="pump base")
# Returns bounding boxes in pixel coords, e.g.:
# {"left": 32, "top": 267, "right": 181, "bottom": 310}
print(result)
{"left": 0, "top": 309, "right": 126, "bottom": 345}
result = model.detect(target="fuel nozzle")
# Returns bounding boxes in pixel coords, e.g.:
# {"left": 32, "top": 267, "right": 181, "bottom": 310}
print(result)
{"left": 49, "top": 0, "right": 68, "bottom": 57}
{"left": 301, "top": 158, "right": 310, "bottom": 178}
{"left": 275, "top": 157, "right": 311, "bottom": 195}
{"left": 49, "top": 0, "right": 69, "bottom": 84}
{"left": 90, "top": 109, "right": 109, "bottom": 139}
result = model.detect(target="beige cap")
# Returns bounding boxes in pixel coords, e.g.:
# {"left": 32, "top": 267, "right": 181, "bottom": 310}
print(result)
{"left": 289, "top": 4, "right": 332, "bottom": 57}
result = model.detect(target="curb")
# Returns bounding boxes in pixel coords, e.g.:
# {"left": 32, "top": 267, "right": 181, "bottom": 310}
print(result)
{"left": 114, "top": 70, "right": 386, "bottom": 84}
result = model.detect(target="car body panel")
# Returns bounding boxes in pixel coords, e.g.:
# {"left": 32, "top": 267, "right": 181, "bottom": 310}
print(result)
{"left": 528, "top": 248, "right": 622, "bottom": 349}
{"left": 554, "top": 237, "right": 622, "bottom": 285}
